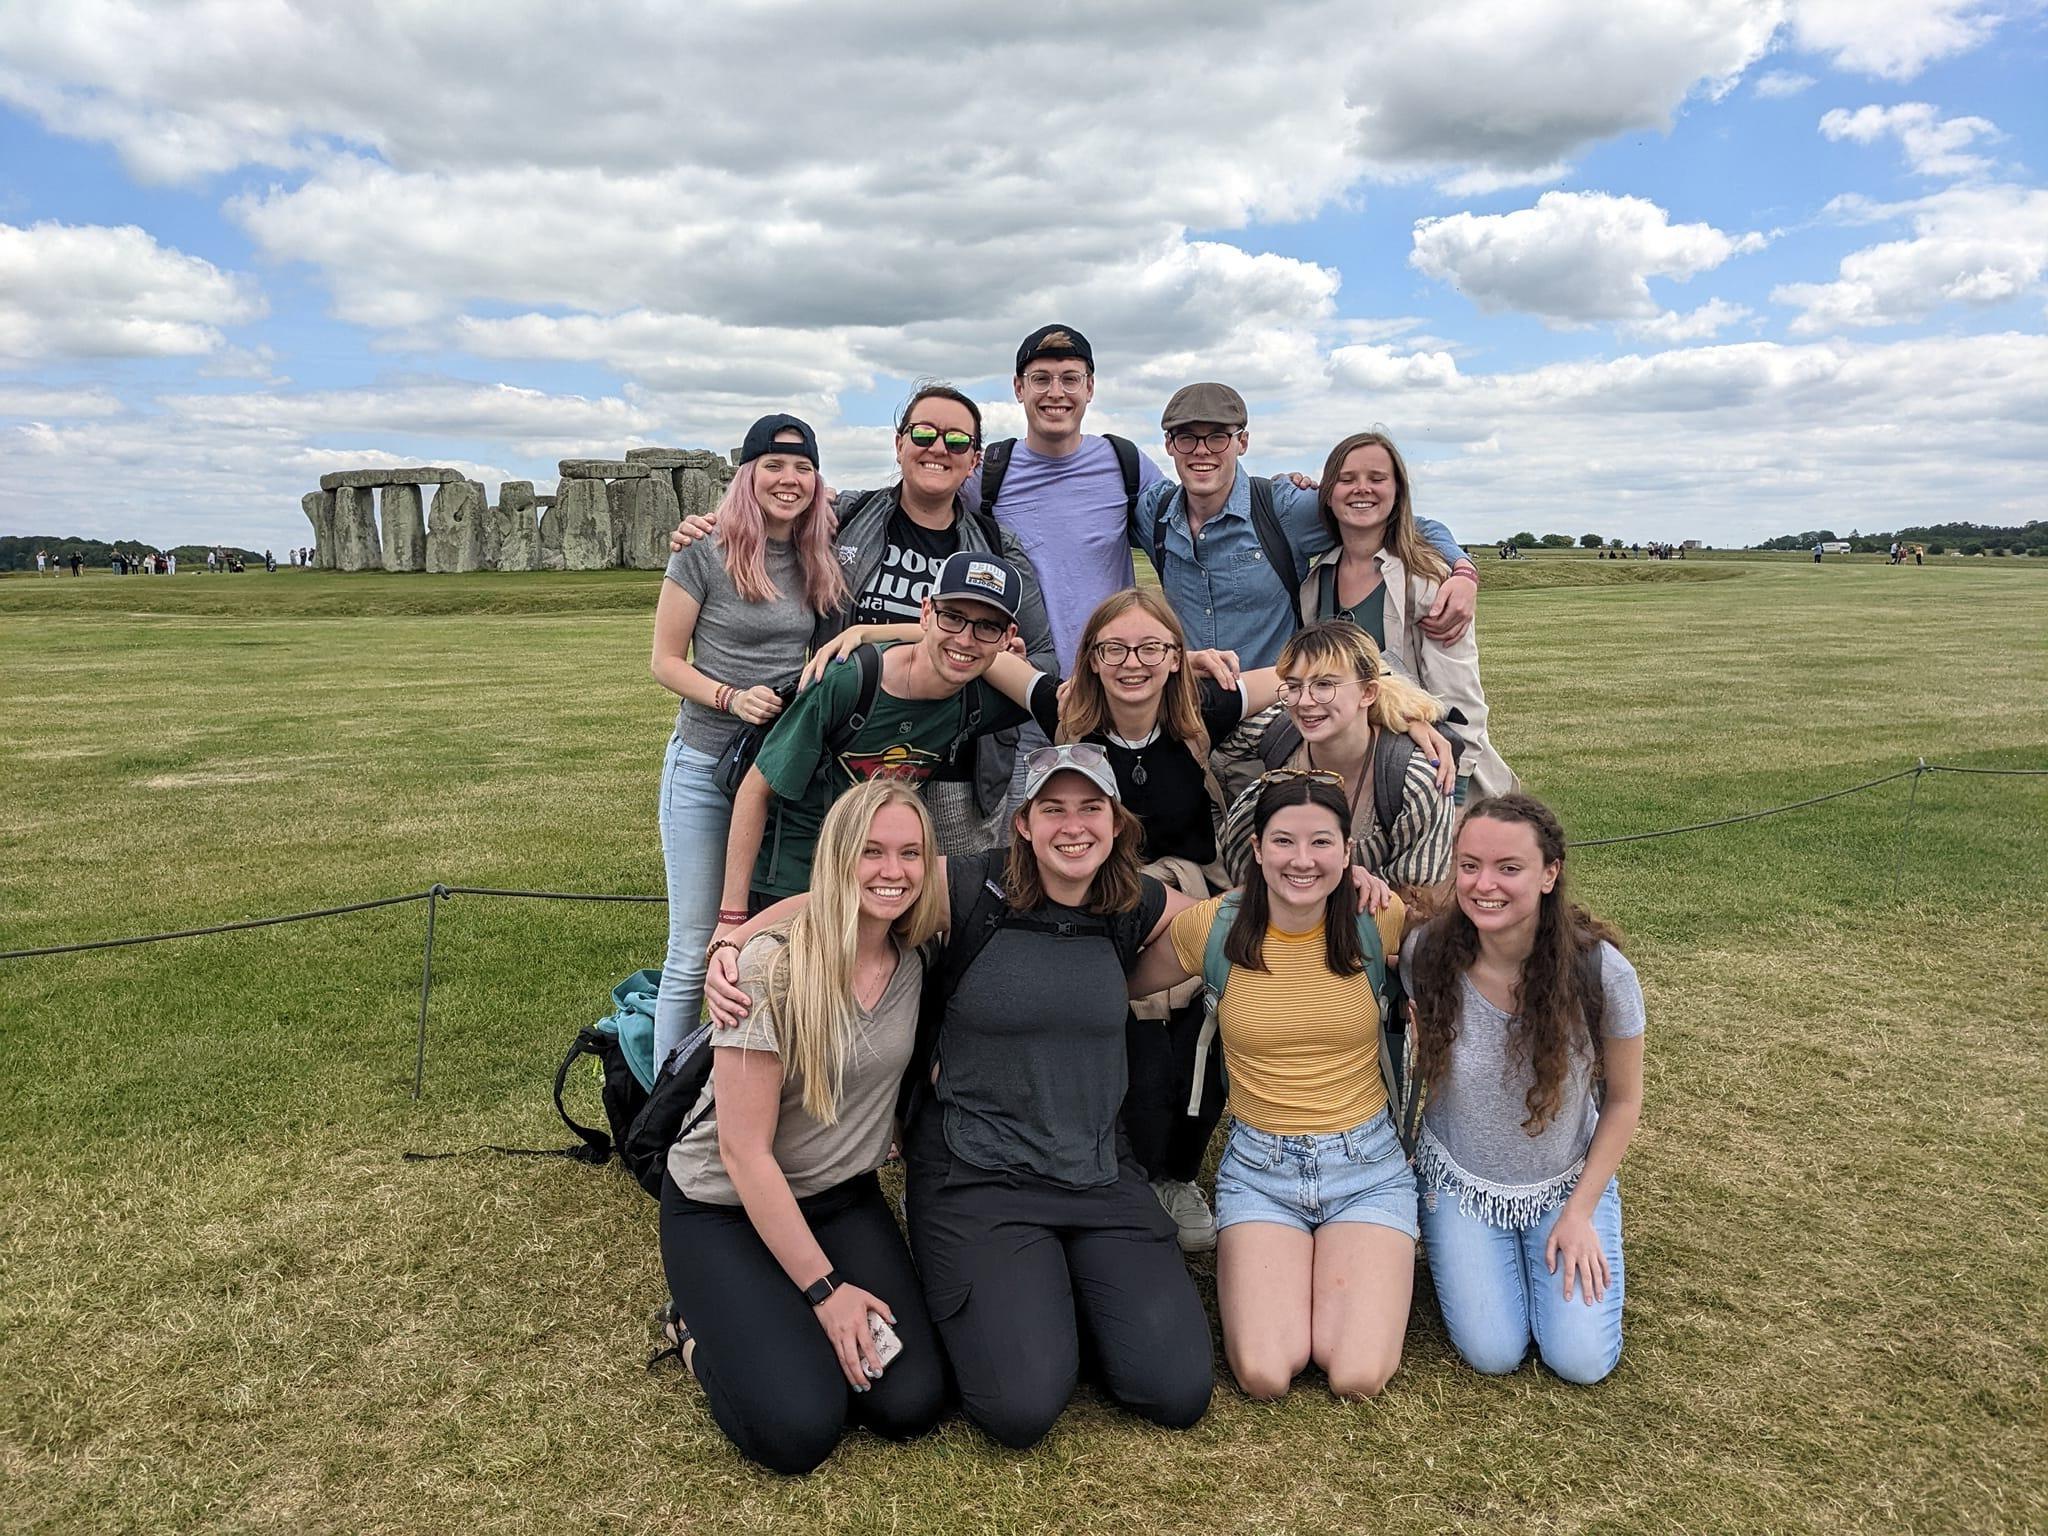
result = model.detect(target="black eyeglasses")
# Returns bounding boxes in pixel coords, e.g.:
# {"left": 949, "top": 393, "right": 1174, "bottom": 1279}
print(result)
{"left": 904, "top": 423, "right": 977, "bottom": 454}
{"left": 1166, "top": 428, "right": 1239, "bottom": 454}
{"left": 1092, "top": 639, "right": 1178, "bottom": 666}
{"left": 932, "top": 606, "right": 1009, "bottom": 643}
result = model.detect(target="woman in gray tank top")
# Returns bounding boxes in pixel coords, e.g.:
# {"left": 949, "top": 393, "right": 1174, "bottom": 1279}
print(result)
{"left": 1402, "top": 793, "right": 1646, "bottom": 1384}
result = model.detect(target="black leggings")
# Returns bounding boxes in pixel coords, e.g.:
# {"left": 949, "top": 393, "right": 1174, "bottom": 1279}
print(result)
{"left": 659, "top": 1171, "right": 947, "bottom": 1475}
{"left": 1121, "top": 1002, "right": 1227, "bottom": 1184}
{"left": 903, "top": 1111, "right": 1213, "bottom": 1449}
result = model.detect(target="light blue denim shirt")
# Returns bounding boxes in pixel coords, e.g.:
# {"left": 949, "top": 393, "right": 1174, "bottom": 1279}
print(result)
{"left": 1131, "top": 470, "right": 1467, "bottom": 670}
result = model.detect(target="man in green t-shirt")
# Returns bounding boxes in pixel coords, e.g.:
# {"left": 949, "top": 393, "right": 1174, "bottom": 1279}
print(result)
{"left": 717, "top": 552, "right": 1037, "bottom": 916}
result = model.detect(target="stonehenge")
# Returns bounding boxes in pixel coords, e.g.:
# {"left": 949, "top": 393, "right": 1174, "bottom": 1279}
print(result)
{"left": 300, "top": 450, "right": 736, "bottom": 571}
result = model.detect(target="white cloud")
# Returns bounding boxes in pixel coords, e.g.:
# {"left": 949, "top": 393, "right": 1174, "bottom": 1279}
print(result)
{"left": 1820, "top": 102, "right": 2002, "bottom": 177}
{"left": 1347, "top": 1, "right": 1783, "bottom": 184}
{"left": 0, "top": 221, "right": 262, "bottom": 363}
{"left": 1624, "top": 299, "right": 1759, "bottom": 341}
{"left": 1790, "top": 0, "right": 2005, "bottom": 80}
{"left": 1410, "top": 192, "right": 1767, "bottom": 327}
{"left": 1754, "top": 70, "right": 1816, "bottom": 98}
{"left": 1774, "top": 185, "right": 2048, "bottom": 332}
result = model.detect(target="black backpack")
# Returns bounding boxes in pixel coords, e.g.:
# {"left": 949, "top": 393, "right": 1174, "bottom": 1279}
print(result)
{"left": 1251, "top": 718, "right": 1419, "bottom": 847}
{"left": 979, "top": 433, "right": 1143, "bottom": 525}
{"left": 711, "top": 645, "right": 884, "bottom": 799}
{"left": 1148, "top": 476, "right": 1302, "bottom": 633}
{"left": 609, "top": 931, "right": 802, "bottom": 1199}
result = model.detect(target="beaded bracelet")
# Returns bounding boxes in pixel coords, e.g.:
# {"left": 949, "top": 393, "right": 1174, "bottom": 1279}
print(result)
{"left": 712, "top": 682, "right": 732, "bottom": 713}
{"left": 705, "top": 937, "right": 741, "bottom": 962}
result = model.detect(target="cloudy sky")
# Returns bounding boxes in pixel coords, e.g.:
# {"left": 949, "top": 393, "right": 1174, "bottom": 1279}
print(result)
{"left": 2, "top": 0, "right": 2043, "bottom": 551}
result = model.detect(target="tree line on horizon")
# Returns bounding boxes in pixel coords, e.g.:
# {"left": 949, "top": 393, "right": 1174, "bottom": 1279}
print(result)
{"left": 1750, "top": 521, "right": 2045, "bottom": 556}
{"left": 0, "top": 535, "right": 268, "bottom": 572}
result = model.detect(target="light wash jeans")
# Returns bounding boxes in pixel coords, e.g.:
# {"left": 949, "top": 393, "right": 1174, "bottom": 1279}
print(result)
{"left": 655, "top": 733, "right": 735, "bottom": 1068}
{"left": 1419, "top": 1175, "right": 1624, "bottom": 1385}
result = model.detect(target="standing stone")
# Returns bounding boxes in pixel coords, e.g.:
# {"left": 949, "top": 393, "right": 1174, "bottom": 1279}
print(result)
{"left": 555, "top": 478, "right": 613, "bottom": 570}
{"left": 606, "top": 479, "right": 636, "bottom": 566}
{"left": 331, "top": 485, "right": 383, "bottom": 572}
{"left": 379, "top": 484, "right": 426, "bottom": 571}
{"left": 469, "top": 481, "right": 500, "bottom": 571}
{"left": 302, "top": 491, "right": 335, "bottom": 569}
{"left": 676, "top": 467, "right": 722, "bottom": 526}
{"left": 426, "top": 480, "right": 489, "bottom": 573}
{"left": 495, "top": 481, "right": 539, "bottom": 571}
{"left": 644, "top": 474, "right": 681, "bottom": 569}
{"left": 539, "top": 496, "right": 565, "bottom": 570}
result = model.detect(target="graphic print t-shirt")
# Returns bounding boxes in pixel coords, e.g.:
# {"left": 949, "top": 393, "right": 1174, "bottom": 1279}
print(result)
{"left": 848, "top": 509, "right": 961, "bottom": 628}
{"left": 747, "top": 643, "right": 1029, "bottom": 898}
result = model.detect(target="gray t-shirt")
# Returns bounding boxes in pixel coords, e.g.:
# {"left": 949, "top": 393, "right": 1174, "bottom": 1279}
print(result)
{"left": 667, "top": 931, "right": 924, "bottom": 1204}
{"left": 664, "top": 535, "right": 815, "bottom": 756}
{"left": 1400, "top": 931, "right": 1645, "bottom": 1229}
{"left": 931, "top": 852, "right": 1166, "bottom": 1189}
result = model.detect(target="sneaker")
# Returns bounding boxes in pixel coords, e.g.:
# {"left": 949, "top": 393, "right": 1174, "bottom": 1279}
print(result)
{"left": 1152, "top": 1178, "right": 1217, "bottom": 1253}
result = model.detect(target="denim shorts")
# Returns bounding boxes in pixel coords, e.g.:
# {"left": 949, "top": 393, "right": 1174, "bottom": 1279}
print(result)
{"left": 1214, "top": 1111, "right": 1419, "bottom": 1239}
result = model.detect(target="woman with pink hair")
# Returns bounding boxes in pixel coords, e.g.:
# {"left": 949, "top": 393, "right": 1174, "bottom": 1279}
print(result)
{"left": 650, "top": 414, "right": 847, "bottom": 1065}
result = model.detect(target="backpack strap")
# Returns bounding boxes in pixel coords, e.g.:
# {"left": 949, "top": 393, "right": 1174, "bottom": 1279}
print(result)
{"left": 1246, "top": 476, "right": 1306, "bottom": 599}
{"left": 551, "top": 1026, "right": 621, "bottom": 1165}
{"left": 1575, "top": 940, "right": 1608, "bottom": 1107}
{"left": 1104, "top": 433, "right": 1143, "bottom": 519}
{"left": 1148, "top": 490, "right": 1176, "bottom": 582}
{"left": 1371, "top": 727, "right": 1417, "bottom": 849}
{"left": 1187, "top": 893, "right": 1242, "bottom": 1113}
{"left": 1315, "top": 561, "right": 1341, "bottom": 623}
{"left": 978, "top": 438, "right": 1015, "bottom": 522}
{"left": 822, "top": 643, "right": 883, "bottom": 759}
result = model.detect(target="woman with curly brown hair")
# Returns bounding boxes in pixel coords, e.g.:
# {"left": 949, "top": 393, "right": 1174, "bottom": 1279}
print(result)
{"left": 1403, "top": 793, "right": 1645, "bottom": 1384}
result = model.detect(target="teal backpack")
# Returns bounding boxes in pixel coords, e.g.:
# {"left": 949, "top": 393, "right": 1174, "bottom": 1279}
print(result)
{"left": 1192, "top": 893, "right": 1421, "bottom": 1153}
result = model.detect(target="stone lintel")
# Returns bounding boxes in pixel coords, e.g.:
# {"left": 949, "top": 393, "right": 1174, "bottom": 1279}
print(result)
{"left": 318, "top": 466, "right": 462, "bottom": 491}
{"left": 556, "top": 459, "right": 651, "bottom": 480}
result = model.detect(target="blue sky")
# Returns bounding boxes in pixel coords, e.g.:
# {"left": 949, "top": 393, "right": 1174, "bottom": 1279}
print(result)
{"left": 1, "top": 1, "right": 2043, "bottom": 551}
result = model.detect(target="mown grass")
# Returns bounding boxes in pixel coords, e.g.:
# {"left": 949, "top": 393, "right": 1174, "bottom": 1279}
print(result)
{"left": 2, "top": 559, "right": 2044, "bottom": 1535}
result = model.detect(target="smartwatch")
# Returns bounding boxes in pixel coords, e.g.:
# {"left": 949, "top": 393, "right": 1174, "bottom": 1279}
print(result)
{"left": 802, "top": 1269, "right": 845, "bottom": 1307}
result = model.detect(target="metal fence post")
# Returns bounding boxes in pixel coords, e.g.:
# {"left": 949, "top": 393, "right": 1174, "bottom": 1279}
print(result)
{"left": 1891, "top": 761, "right": 1927, "bottom": 902}
{"left": 412, "top": 885, "right": 448, "bottom": 1099}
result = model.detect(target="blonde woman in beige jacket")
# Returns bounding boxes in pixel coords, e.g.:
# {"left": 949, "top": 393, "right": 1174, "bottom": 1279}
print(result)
{"left": 1297, "top": 431, "right": 1516, "bottom": 801}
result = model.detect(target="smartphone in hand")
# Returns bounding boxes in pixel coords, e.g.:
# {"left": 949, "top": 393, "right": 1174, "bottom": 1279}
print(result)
{"left": 867, "top": 1310, "right": 903, "bottom": 1368}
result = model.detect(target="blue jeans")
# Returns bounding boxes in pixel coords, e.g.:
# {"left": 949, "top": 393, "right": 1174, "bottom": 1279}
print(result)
{"left": 1419, "top": 1176, "right": 1624, "bottom": 1385}
{"left": 655, "top": 733, "right": 734, "bottom": 1067}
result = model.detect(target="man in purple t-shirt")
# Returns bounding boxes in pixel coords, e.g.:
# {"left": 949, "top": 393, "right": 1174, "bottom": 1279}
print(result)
{"left": 965, "top": 324, "right": 1163, "bottom": 676}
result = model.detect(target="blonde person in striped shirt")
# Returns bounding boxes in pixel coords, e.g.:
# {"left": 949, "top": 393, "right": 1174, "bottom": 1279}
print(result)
{"left": 1215, "top": 620, "right": 1454, "bottom": 896}
{"left": 1128, "top": 772, "right": 1414, "bottom": 1400}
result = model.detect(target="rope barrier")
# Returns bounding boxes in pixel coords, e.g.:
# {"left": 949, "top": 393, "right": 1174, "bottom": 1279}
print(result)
{"left": 0, "top": 890, "right": 431, "bottom": 960}
{"left": 1, "top": 758, "right": 2039, "bottom": 965}
{"left": 1565, "top": 765, "right": 1924, "bottom": 848}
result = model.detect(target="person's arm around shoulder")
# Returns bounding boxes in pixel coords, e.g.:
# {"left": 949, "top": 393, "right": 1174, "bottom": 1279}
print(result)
{"left": 1546, "top": 943, "right": 1645, "bottom": 1305}
{"left": 1270, "top": 476, "right": 1336, "bottom": 561}
{"left": 1129, "top": 892, "right": 1210, "bottom": 998}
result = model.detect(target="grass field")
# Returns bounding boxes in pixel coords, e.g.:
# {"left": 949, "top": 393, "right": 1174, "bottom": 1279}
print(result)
{"left": 3, "top": 557, "right": 2044, "bottom": 1535}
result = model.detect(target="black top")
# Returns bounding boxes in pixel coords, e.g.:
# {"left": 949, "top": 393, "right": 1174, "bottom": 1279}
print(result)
{"left": 933, "top": 850, "right": 1167, "bottom": 1188}
{"left": 848, "top": 508, "right": 961, "bottom": 628}
{"left": 1027, "top": 676, "right": 1245, "bottom": 865}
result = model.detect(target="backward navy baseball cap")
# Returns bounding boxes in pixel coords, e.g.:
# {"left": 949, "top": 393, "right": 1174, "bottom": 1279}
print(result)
{"left": 930, "top": 551, "right": 1023, "bottom": 622}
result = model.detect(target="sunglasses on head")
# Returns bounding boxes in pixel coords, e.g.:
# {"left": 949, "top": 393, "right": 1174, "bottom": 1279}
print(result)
{"left": 904, "top": 423, "right": 977, "bottom": 454}
{"left": 1025, "top": 742, "right": 1110, "bottom": 776}
{"left": 1257, "top": 767, "right": 1344, "bottom": 787}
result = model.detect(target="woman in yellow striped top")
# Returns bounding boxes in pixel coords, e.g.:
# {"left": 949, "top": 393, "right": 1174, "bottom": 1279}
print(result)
{"left": 1128, "top": 772, "right": 1415, "bottom": 1400}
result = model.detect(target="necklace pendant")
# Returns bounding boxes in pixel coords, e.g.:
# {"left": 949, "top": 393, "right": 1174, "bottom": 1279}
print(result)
{"left": 1131, "top": 757, "right": 1148, "bottom": 787}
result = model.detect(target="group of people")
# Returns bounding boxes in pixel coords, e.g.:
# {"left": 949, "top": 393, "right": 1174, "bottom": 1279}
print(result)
{"left": 641, "top": 325, "right": 1646, "bottom": 1474}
